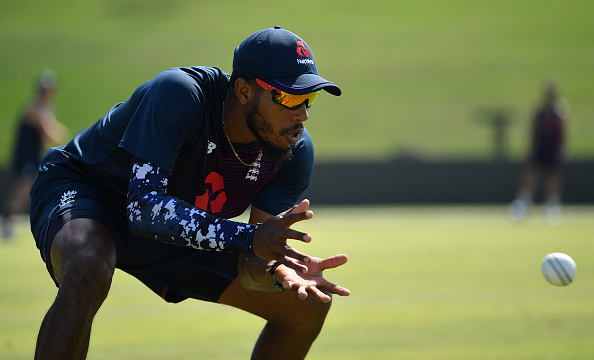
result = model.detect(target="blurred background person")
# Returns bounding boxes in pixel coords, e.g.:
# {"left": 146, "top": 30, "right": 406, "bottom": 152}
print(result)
{"left": 1, "top": 69, "right": 69, "bottom": 240}
{"left": 509, "top": 79, "right": 569, "bottom": 226}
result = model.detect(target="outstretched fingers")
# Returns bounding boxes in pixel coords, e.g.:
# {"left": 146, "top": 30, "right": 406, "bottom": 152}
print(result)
{"left": 318, "top": 254, "right": 349, "bottom": 271}
{"left": 285, "top": 282, "right": 329, "bottom": 303}
{"left": 252, "top": 208, "right": 315, "bottom": 273}
{"left": 267, "top": 218, "right": 313, "bottom": 272}
{"left": 285, "top": 280, "right": 348, "bottom": 303}
{"left": 281, "top": 247, "right": 310, "bottom": 274}
{"left": 322, "top": 281, "right": 351, "bottom": 297}
{"left": 277, "top": 212, "right": 314, "bottom": 237}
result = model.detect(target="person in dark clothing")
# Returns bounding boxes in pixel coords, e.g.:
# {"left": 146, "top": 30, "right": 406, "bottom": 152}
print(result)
{"left": 509, "top": 79, "right": 569, "bottom": 226}
{"left": 2, "top": 69, "right": 69, "bottom": 239}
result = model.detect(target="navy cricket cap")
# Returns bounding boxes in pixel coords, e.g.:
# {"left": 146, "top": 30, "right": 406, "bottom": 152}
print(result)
{"left": 233, "top": 26, "right": 341, "bottom": 96}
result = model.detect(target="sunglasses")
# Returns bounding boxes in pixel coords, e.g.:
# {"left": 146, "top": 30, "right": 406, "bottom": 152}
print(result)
{"left": 256, "top": 78, "right": 320, "bottom": 110}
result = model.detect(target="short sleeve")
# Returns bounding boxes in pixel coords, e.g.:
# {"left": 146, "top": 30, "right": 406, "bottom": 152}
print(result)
{"left": 119, "top": 69, "right": 204, "bottom": 173}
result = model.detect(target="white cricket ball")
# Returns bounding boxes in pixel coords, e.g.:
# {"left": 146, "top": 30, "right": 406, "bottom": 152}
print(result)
{"left": 541, "top": 253, "right": 577, "bottom": 286}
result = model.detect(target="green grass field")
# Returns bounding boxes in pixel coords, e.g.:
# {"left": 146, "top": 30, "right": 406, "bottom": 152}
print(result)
{"left": 1, "top": 0, "right": 594, "bottom": 163}
{"left": 2, "top": 206, "right": 593, "bottom": 359}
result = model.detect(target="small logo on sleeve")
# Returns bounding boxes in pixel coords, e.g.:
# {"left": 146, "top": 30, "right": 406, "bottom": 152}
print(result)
{"left": 59, "top": 190, "right": 78, "bottom": 207}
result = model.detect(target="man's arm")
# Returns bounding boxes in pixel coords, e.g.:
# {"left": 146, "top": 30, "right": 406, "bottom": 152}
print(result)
{"left": 127, "top": 158, "right": 259, "bottom": 253}
{"left": 127, "top": 158, "right": 314, "bottom": 272}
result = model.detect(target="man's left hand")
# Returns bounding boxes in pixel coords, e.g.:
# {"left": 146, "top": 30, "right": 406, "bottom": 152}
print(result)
{"left": 273, "top": 254, "right": 350, "bottom": 303}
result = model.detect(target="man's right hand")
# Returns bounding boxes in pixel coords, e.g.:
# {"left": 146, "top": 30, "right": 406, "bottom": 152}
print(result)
{"left": 251, "top": 199, "right": 314, "bottom": 274}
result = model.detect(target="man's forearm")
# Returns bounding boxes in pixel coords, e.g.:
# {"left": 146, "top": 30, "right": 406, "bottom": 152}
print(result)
{"left": 127, "top": 159, "right": 257, "bottom": 253}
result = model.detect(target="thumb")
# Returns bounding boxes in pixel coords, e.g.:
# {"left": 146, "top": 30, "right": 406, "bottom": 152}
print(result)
{"left": 283, "top": 199, "right": 311, "bottom": 216}
{"left": 319, "top": 254, "right": 349, "bottom": 271}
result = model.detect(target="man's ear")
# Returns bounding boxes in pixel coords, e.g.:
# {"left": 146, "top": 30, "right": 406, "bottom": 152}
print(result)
{"left": 235, "top": 77, "right": 256, "bottom": 106}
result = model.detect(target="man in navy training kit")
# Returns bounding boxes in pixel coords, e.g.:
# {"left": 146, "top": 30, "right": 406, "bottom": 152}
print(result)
{"left": 30, "top": 26, "right": 350, "bottom": 360}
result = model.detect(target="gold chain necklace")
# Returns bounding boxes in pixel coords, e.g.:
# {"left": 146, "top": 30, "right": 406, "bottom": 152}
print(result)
{"left": 221, "top": 108, "right": 263, "bottom": 167}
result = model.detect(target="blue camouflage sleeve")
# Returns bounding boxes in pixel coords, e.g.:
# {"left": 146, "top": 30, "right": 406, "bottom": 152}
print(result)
{"left": 126, "top": 157, "right": 257, "bottom": 253}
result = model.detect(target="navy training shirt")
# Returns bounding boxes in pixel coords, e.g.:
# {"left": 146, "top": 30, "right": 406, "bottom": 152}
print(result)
{"left": 39, "top": 66, "right": 314, "bottom": 218}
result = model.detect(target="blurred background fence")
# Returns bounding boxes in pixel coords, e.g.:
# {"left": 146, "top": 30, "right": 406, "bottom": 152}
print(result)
{"left": 305, "top": 159, "right": 594, "bottom": 205}
{"left": 2, "top": 159, "right": 593, "bottom": 207}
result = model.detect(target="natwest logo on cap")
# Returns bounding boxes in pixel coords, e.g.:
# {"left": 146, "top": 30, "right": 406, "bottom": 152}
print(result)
{"left": 296, "top": 41, "right": 311, "bottom": 57}
{"left": 297, "top": 58, "right": 314, "bottom": 65}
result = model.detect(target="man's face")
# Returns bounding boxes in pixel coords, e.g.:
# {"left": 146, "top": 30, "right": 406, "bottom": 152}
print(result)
{"left": 246, "top": 87, "right": 310, "bottom": 162}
